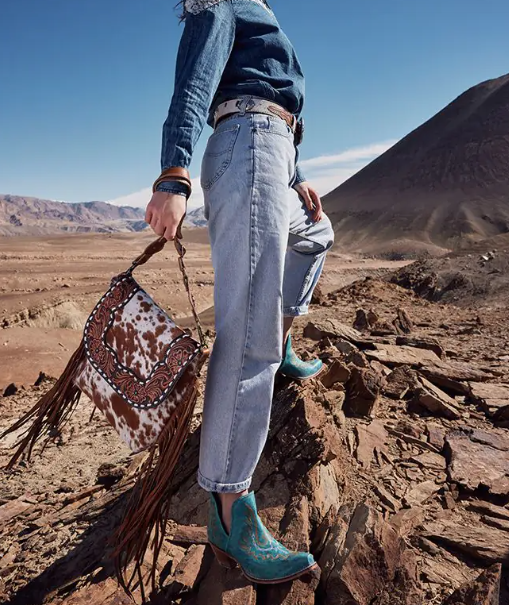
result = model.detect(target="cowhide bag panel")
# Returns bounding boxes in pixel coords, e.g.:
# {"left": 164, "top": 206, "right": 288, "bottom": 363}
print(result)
{"left": 75, "top": 271, "right": 206, "bottom": 453}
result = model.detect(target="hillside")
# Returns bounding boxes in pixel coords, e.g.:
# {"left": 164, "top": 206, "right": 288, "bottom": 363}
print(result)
{"left": 0, "top": 194, "right": 207, "bottom": 235}
{"left": 0, "top": 194, "right": 147, "bottom": 236}
{"left": 390, "top": 232, "right": 509, "bottom": 306}
{"left": 323, "top": 74, "right": 509, "bottom": 257}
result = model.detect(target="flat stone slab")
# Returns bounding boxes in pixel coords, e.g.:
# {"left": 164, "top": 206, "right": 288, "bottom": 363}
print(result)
{"left": 443, "top": 564, "right": 502, "bottom": 605}
{"left": 424, "top": 520, "right": 509, "bottom": 564}
{"left": 413, "top": 377, "right": 462, "bottom": 420}
{"left": 445, "top": 429, "right": 509, "bottom": 495}
{"left": 469, "top": 382, "right": 509, "bottom": 417}
{"left": 366, "top": 345, "right": 442, "bottom": 367}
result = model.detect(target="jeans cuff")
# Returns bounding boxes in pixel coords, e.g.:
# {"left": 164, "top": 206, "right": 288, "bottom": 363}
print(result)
{"left": 198, "top": 470, "right": 252, "bottom": 493}
{"left": 283, "top": 304, "right": 309, "bottom": 317}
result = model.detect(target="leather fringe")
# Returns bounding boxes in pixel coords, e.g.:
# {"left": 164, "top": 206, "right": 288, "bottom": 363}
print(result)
{"left": 113, "top": 379, "right": 200, "bottom": 600}
{"left": 1, "top": 338, "right": 86, "bottom": 469}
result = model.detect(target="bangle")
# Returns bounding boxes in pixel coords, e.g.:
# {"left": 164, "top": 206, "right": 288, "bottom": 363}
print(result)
{"left": 152, "top": 167, "right": 192, "bottom": 196}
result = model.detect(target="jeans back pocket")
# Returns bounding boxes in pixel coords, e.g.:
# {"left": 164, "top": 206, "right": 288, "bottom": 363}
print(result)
{"left": 201, "top": 124, "right": 240, "bottom": 191}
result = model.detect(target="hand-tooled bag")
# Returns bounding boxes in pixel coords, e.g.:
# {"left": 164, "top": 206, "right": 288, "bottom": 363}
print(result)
{"left": 1, "top": 234, "right": 209, "bottom": 593}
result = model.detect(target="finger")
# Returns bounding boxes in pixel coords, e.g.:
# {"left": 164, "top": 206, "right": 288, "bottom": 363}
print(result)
{"left": 163, "top": 224, "right": 177, "bottom": 241}
{"left": 309, "top": 189, "right": 323, "bottom": 222}
{"left": 301, "top": 190, "right": 315, "bottom": 212}
{"left": 152, "top": 218, "right": 165, "bottom": 237}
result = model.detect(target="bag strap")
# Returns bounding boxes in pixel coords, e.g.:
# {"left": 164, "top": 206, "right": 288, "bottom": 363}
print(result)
{"left": 127, "top": 227, "right": 208, "bottom": 348}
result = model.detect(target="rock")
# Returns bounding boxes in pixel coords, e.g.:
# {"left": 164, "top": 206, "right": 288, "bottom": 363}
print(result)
{"left": 418, "top": 369, "right": 471, "bottom": 397}
{"left": 404, "top": 480, "right": 440, "bottom": 506}
{"left": 365, "top": 345, "right": 442, "bottom": 368}
{"left": 426, "top": 424, "right": 447, "bottom": 451}
{"left": 418, "top": 540, "right": 474, "bottom": 590}
{"left": 386, "top": 427, "right": 441, "bottom": 453}
{"left": 373, "top": 484, "right": 401, "bottom": 513}
{"left": 411, "top": 377, "right": 461, "bottom": 420}
{"left": 420, "top": 361, "right": 493, "bottom": 387}
{"left": 320, "top": 360, "right": 351, "bottom": 389}
{"left": 344, "top": 367, "right": 382, "bottom": 418}
{"left": 384, "top": 366, "right": 420, "bottom": 400}
{"left": 445, "top": 429, "right": 509, "bottom": 496}
{"left": 390, "top": 507, "right": 425, "bottom": 536}
{"left": 61, "top": 485, "right": 104, "bottom": 505}
{"left": 354, "top": 309, "right": 371, "bottom": 331}
{"left": 370, "top": 360, "right": 391, "bottom": 377}
{"left": 345, "top": 350, "right": 370, "bottom": 369}
{"left": 171, "top": 544, "right": 207, "bottom": 595}
{"left": 334, "top": 339, "right": 357, "bottom": 355}
{"left": 279, "top": 496, "right": 311, "bottom": 552}
{"left": 258, "top": 575, "right": 320, "bottom": 605}
{"left": 442, "top": 564, "right": 501, "bottom": 605}
{"left": 3, "top": 383, "right": 18, "bottom": 397}
{"left": 195, "top": 559, "right": 256, "bottom": 605}
{"left": 303, "top": 320, "right": 363, "bottom": 344}
{"left": 355, "top": 420, "right": 388, "bottom": 469}
{"left": 396, "top": 419, "right": 423, "bottom": 439}
{"left": 311, "top": 283, "right": 328, "bottom": 306}
{"left": 319, "top": 503, "right": 420, "bottom": 605}
{"left": 168, "top": 525, "right": 208, "bottom": 545}
{"left": 395, "top": 336, "right": 445, "bottom": 359}
{"left": 410, "top": 452, "right": 447, "bottom": 471}
{"left": 466, "top": 501, "right": 509, "bottom": 521}
{"left": 0, "top": 498, "right": 32, "bottom": 524}
{"left": 60, "top": 579, "right": 132, "bottom": 604}
{"left": 33, "top": 371, "right": 54, "bottom": 386}
{"left": 412, "top": 377, "right": 461, "bottom": 420}
{"left": 424, "top": 519, "right": 509, "bottom": 564}
{"left": 393, "top": 308, "right": 414, "bottom": 334}
{"left": 96, "top": 463, "right": 125, "bottom": 488}
{"left": 371, "top": 321, "right": 398, "bottom": 337}
{"left": 367, "top": 310, "right": 379, "bottom": 326}
{"left": 469, "top": 382, "right": 509, "bottom": 417}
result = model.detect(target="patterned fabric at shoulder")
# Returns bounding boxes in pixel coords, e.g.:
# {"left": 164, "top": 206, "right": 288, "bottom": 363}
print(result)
{"left": 184, "top": 0, "right": 227, "bottom": 15}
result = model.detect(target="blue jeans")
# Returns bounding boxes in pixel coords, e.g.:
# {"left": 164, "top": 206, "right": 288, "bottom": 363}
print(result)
{"left": 198, "top": 111, "right": 334, "bottom": 493}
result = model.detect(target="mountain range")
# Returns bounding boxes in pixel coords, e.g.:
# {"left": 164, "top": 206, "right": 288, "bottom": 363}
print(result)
{"left": 0, "top": 194, "right": 206, "bottom": 236}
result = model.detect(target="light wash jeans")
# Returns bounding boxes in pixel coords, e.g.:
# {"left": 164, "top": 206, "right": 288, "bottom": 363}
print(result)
{"left": 198, "top": 110, "right": 334, "bottom": 493}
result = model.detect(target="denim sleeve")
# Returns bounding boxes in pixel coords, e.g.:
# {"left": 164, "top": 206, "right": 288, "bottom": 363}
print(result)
{"left": 155, "top": 180, "right": 189, "bottom": 196}
{"left": 294, "top": 164, "right": 306, "bottom": 185}
{"left": 161, "top": 4, "right": 236, "bottom": 172}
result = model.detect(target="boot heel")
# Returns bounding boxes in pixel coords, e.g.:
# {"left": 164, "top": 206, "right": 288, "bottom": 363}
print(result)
{"left": 210, "top": 543, "right": 237, "bottom": 569}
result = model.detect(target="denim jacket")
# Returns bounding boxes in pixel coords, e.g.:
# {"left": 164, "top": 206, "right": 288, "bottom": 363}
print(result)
{"left": 157, "top": 0, "right": 306, "bottom": 197}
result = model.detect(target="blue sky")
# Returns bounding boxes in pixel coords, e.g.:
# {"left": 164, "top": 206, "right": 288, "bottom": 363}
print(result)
{"left": 1, "top": 0, "right": 508, "bottom": 209}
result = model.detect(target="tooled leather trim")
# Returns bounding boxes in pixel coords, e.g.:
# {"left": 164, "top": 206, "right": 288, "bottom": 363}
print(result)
{"left": 185, "top": 0, "right": 271, "bottom": 15}
{"left": 83, "top": 273, "right": 201, "bottom": 410}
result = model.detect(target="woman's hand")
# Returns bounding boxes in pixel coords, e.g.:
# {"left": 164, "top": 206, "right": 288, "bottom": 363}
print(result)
{"left": 293, "top": 181, "right": 323, "bottom": 222}
{"left": 145, "top": 192, "right": 187, "bottom": 240}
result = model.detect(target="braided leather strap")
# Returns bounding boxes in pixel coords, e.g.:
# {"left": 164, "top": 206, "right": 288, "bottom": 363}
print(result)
{"left": 127, "top": 229, "right": 207, "bottom": 348}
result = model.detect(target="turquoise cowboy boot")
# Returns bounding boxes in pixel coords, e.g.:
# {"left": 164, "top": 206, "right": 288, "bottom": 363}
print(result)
{"left": 208, "top": 492, "right": 319, "bottom": 584}
{"left": 278, "top": 333, "right": 323, "bottom": 380}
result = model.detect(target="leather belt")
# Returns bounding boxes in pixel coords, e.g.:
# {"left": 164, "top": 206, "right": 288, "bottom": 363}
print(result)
{"left": 213, "top": 98, "right": 305, "bottom": 145}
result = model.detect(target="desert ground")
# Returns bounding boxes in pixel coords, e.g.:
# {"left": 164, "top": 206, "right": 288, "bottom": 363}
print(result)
{"left": 0, "top": 230, "right": 407, "bottom": 392}
{"left": 1, "top": 229, "right": 509, "bottom": 605}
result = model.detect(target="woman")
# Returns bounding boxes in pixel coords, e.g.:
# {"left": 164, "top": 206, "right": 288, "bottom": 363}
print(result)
{"left": 145, "top": 0, "right": 334, "bottom": 584}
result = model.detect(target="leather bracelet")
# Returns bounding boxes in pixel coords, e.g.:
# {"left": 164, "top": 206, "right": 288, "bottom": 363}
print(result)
{"left": 152, "top": 167, "right": 192, "bottom": 196}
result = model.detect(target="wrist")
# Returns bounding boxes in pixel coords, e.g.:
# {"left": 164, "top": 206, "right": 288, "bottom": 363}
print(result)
{"left": 153, "top": 167, "right": 192, "bottom": 198}
{"left": 156, "top": 181, "right": 189, "bottom": 197}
